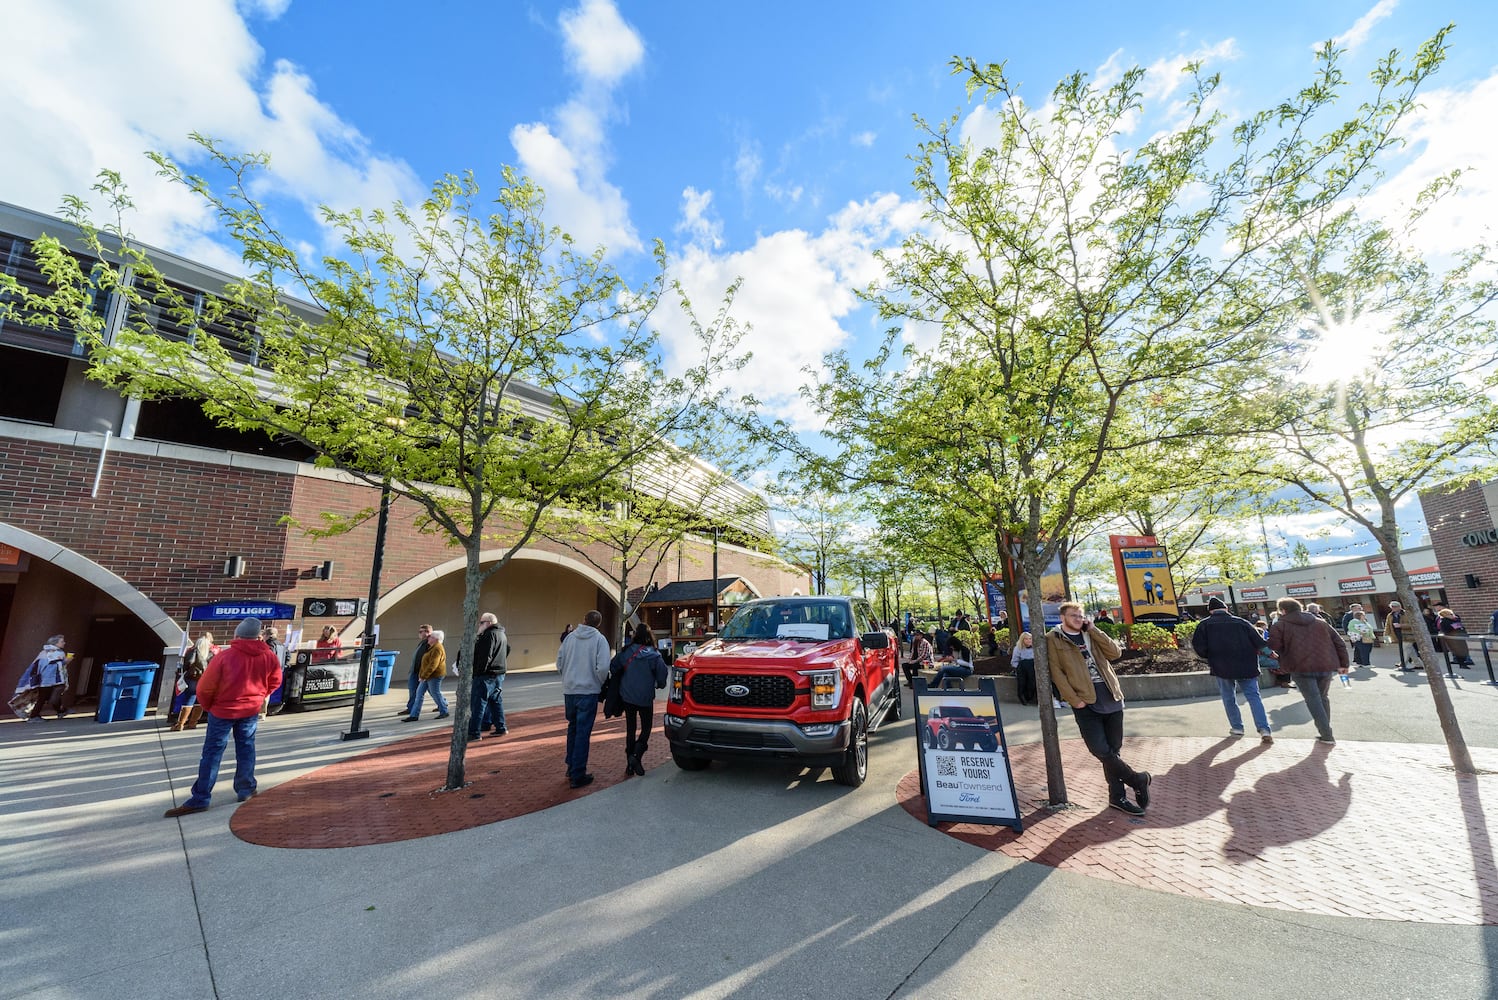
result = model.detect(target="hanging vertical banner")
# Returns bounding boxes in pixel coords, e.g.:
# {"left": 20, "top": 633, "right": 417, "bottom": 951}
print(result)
{"left": 1109, "top": 535, "right": 1180, "bottom": 625}
{"left": 983, "top": 547, "right": 1068, "bottom": 630}
{"left": 914, "top": 678, "right": 1023, "bottom": 832}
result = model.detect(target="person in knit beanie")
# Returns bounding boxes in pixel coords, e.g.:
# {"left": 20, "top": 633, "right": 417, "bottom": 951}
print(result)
{"left": 164, "top": 617, "right": 284, "bottom": 818}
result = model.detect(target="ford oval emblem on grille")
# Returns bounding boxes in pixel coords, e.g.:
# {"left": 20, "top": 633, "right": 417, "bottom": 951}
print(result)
{"left": 725, "top": 683, "right": 751, "bottom": 698}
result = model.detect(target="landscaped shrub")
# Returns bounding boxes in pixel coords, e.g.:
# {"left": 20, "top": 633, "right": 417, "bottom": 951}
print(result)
{"left": 1172, "top": 619, "right": 1198, "bottom": 647}
{"left": 1094, "top": 621, "right": 1122, "bottom": 640}
{"left": 1126, "top": 622, "right": 1177, "bottom": 653}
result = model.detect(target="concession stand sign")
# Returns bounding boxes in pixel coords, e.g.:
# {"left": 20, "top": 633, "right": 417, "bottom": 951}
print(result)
{"left": 1285, "top": 582, "right": 1319, "bottom": 598}
{"left": 1338, "top": 577, "right": 1376, "bottom": 594}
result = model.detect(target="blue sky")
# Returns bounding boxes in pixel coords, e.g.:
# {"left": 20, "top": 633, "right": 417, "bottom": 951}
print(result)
{"left": 4, "top": 0, "right": 1494, "bottom": 560}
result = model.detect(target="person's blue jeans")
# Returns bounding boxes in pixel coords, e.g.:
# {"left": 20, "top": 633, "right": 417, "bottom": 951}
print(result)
{"left": 1217, "top": 676, "right": 1270, "bottom": 734}
{"left": 184, "top": 712, "right": 258, "bottom": 807}
{"left": 410, "top": 677, "right": 448, "bottom": 718}
{"left": 929, "top": 664, "right": 973, "bottom": 690}
{"left": 405, "top": 667, "right": 421, "bottom": 715}
{"left": 1295, "top": 672, "right": 1335, "bottom": 741}
{"left": 469, "top": 673, "right": 505, "bottom": 738}
{"left": 564, "top": 693, "right": 600, "bottom": 780}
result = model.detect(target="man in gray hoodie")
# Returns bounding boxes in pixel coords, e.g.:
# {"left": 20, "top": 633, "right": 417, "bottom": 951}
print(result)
{"left": 557, "top": 610, "right": 611, "bottom": 788}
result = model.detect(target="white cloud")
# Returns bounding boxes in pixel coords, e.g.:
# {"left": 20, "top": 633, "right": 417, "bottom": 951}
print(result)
{"left": 0, "top": 0, "right": 424, "bottom": 270}
{"left": 675, "top": 187, "right": 723, "bottom": 250}
{"left": 660, "top": 191, "right": 921, "bottom": 430}
{"left": 510, "top": 0, "right": 642, "bottom": 253}
{"left": 559, "top": 0, "right": 645, "bottom": 85}
{"left": 1326, "top": 0, "right": 1398, "bottom": 53}
{"left": 1359, "top": 71, "right": 1498, "bottom": 256}
{"left": 238, "top": 0, "right": 292, "bottom": 18}
{"left": 851, "top": 131, "right": 877, "bottom": 148}
{"left": 735, "top": 138, "right": 762, "bottom": 202}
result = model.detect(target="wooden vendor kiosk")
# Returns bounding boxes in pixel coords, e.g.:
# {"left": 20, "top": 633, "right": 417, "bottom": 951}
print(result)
{"left": 634, "top": 577, "right": 758, "bottom": 660}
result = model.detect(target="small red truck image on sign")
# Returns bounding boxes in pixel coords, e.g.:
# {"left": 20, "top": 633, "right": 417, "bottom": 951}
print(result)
{"left": 923, "top": 704, "right": 999, "bottom": 753}
{"left": 663, "top": 596, "right": 902, "bottom": 787}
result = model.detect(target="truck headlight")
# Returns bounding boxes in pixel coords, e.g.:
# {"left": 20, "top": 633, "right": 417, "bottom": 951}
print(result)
{"left": 670, "top": 667, "right": 687, "bottom": 703}
{"left": 800, "top": 669, "right": 840, "bottom": 709}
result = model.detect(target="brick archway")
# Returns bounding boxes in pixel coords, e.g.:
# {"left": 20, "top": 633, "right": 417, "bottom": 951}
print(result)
{"left": 0, "top": 521, "right": 182, "bottom": 647}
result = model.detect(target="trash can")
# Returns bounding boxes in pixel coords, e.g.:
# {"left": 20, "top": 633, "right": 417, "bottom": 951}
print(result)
{"left": 369, "top": 650, "right": 398, "bottom": 695}
{"left": 96, "top": 661, "right": 160, "bottom": 723}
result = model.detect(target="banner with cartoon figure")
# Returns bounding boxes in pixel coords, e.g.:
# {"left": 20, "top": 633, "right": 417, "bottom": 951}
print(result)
{"left": 1109, "top": 534, "right": 1179, "bottom": 624}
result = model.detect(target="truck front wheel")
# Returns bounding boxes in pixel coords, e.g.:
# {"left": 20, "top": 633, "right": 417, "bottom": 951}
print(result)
{"left": 832, "top": 700, "right": 869, "bottom": 787}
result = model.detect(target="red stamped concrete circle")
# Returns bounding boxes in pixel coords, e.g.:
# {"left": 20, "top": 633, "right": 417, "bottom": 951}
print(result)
{"left": 897, "top": 736, "right": 1498, "bottom": 925}
{"left": 231, "top": 705, "right": 669, "bottom": 849}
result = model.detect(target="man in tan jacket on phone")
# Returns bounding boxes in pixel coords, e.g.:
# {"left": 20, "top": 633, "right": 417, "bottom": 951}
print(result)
{"left": 1046, "top": 602, "right": 1152, "bottom": 816}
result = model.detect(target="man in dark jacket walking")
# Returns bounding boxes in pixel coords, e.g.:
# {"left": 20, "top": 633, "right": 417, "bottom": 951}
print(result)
{"left": 1192, "top": 597, "right": 1274, "bottom": 742}
{"left": 467, "top": 613, "right": 508, "bottom": 740}
{"left": 1269, "top": 597, "right": 1349, "bottom": 745}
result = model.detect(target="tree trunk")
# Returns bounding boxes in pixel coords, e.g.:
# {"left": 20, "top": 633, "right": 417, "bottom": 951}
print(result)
{"left": 1384, "top": 553, "right": 1475, "bottom": 774}
{"left": 1024, "top": 557, "right": 1068, "bottom": 806}
{"left": 443, "top": 543, "right": 484, "bottom": 791}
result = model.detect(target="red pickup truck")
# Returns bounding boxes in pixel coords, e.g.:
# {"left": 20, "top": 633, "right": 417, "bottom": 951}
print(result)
{"left": 663, "top": 596, "right": 902, "bottom": 787}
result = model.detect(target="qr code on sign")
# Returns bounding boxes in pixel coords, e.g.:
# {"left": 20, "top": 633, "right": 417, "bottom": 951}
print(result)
{"left": 935, "top": 757, "right": 957, "bottom": 777}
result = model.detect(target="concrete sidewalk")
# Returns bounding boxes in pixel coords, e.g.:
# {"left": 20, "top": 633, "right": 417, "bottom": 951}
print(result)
{"left": 2, "top": 648, "right": 1496, "bottom": 999}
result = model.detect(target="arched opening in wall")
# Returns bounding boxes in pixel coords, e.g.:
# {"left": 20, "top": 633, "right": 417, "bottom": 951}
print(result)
{"left": 0, "top": 549, "right": 171, "bottom": 713}
{"left": 368, "top": 554, "right": 619, "bottom": 686}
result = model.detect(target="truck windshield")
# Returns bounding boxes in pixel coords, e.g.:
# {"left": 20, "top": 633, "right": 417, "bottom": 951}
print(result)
{"left": 719, "top": 601, "right": 854, "bottom": 641}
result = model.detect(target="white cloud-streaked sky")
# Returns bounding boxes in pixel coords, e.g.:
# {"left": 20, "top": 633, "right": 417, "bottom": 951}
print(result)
{"left": 2, "top": 0, "right": 1492, "bottom": 555}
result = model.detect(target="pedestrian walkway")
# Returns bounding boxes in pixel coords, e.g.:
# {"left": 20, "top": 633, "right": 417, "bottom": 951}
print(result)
{"left": 898, "top": 736, "right": 1498, "bottom": 924}
{"left": 4, "top": 658, "right": 1497, "bottom": 999}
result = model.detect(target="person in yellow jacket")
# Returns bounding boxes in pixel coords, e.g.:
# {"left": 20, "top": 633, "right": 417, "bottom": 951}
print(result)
{"left": 1045, "top": 602, "right": 1152, "bottom": 816}
{"left": 403, "top": 628, "right": 450, "bottom": 721}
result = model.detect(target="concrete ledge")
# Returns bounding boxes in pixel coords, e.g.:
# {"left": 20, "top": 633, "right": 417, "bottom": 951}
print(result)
{"left": 957, "top": 671, "right": 1217, "bottom": 704}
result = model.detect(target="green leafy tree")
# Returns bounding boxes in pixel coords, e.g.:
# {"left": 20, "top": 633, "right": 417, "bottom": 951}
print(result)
{"left": 1262, "top": 196, "right": 1498, "bottom": 774}
{"left": 4, "top": 142, "right": 746, "bottom": 791}
{"left": 814, "top": 36, "right": 1452, "bottom": 805}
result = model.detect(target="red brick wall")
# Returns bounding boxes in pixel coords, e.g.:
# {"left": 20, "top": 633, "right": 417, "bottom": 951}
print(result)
{"left": 1420, "top": 481, "right": 1498, "bottom": 630}
{"left": 3, "top": 438, "right": 809, "bottom": 632}
{"left": 0, "top": 439, "right": 293, "bottom": 621}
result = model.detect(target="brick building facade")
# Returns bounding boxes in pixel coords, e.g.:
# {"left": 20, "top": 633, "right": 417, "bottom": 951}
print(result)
{"left": 0, "top": 424, "right": 808, "bottom": 702}
{"left": 1421, "top": 478, "right": 1498, "bottom": 633}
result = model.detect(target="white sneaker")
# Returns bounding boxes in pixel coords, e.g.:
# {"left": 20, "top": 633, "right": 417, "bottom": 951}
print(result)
{"left": 1229, "top": 728, "right": 1244, "bottom": 736}
{"left": 1052, "top": 698, "right": 1066, "bottom": 710}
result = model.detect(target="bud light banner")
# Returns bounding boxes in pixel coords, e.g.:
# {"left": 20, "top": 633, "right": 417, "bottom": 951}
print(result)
{"left": 1108, "top": 535, "right": 1179, "bottom": 624}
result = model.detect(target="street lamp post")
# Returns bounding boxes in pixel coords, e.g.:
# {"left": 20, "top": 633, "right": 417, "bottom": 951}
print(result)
{"left": 342, "top": 477, "right": 390, "bottom": 742}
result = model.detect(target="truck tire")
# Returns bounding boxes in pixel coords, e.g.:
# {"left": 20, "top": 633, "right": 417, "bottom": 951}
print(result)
{"left": 672, "top": 751, "right": 710, "bottom": 771}
{"left": 832, "top": 700, "right": 869, "bottom": 787}
{"left": 937, "top": 728, "right": 953, "bottom": 751}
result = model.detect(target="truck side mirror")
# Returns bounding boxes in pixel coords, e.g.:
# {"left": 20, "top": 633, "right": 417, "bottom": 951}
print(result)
{"left": 862, "top": 632, "right": 890, "bottom": 649}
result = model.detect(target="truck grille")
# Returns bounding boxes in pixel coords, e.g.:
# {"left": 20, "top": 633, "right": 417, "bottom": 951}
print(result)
{"left": 690, "top": 674, "right": 796, "bottom": 709}
{"left": 694, "top": 729, "right": 797, "bottom": 749}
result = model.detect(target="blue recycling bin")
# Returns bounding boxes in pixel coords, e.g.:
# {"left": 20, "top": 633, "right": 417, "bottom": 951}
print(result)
{"left": 369, "top": 649, "right": 398, "bottom": 695}
{"left": 95, "top": 661, "right": 160, "bottom": 723}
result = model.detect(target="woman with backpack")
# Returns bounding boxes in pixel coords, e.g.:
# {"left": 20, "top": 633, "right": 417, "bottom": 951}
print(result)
{"left": 172, "top": 633, "right": 217, "bottom": 731}
{"left": 608, "top": 623, "right": 668, "bottom": 777}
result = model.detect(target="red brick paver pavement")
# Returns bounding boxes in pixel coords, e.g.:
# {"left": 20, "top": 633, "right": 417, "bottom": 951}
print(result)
{"left": 231, "top": 705, "right": 668, "bottom": 849}
{"left": 897, "top": 736, "right": 1498, "bottom": 925}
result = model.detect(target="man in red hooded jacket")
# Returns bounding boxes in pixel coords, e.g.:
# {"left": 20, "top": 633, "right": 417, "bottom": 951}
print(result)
{"left": 164, "top": 617, "right": 283, "bottom": 818}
